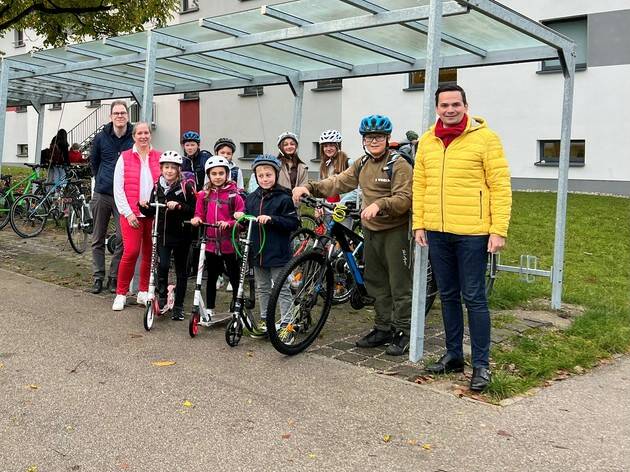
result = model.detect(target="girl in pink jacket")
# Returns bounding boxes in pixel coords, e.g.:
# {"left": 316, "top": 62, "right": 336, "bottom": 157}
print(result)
{"left": 191, "top": 156, "right": 244, "bottom": 318}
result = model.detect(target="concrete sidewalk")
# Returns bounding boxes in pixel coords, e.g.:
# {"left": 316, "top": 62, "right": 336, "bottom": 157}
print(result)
{"left": 0, "top": 269, "right": 628, "bottom": 472}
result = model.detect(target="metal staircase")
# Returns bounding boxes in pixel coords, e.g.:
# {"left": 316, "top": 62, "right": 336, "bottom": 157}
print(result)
{"left": 67, "top": 105, "right": 111, "bottom": 156}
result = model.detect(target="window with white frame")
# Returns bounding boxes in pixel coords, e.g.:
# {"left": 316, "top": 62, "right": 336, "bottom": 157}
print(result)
{"left": 17, "top": 144, "right": 28, "bottom": 157}
{"left": 180, "top": 0, "right": 199, "bottom": 13}
{"left": 14, "top": 30, "right": 25, "bottom": 48}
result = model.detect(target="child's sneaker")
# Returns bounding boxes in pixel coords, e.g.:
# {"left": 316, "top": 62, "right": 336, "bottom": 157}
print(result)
{"left": 112, "top": 295, "right": 126, "bottom": 311}
{"left": 278, "top": 323, "right": 295, "bottom": 345}
{"left": 171, "top": 306, "right": 185, "bottom": 321}
{"left": 248, "top": 320, "right": 268, "bottom": 339}
{"left": 136, "top": 291, "right": 149, "bottom": 305}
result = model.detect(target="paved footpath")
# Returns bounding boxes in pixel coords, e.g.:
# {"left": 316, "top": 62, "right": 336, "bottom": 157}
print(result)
{"left": 0, "top": 269, "right": 628, "bottom": 472}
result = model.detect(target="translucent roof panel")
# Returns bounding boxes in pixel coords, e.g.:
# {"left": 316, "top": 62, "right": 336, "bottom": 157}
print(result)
{"left": 4, "top": 0, "right": 572, "bottom": 106}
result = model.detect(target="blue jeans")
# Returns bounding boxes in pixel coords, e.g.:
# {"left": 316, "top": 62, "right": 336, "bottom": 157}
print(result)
{"left": 427, "top": 231, "right": 490, "bottom": 368}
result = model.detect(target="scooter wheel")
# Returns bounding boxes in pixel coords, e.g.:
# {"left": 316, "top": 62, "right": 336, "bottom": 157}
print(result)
{"left": 225, "top": 318, "right": 242, "bottom": 347}
{"left": 143, "top": 303, "right": 154, "bottom": 331}
{"left": 189, "top": 311, "right": 200, "bottom": 338}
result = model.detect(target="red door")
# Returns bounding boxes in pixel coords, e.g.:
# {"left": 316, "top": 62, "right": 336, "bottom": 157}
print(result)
{"left": 180, "top": 98, "right": 200, "bottom": 138}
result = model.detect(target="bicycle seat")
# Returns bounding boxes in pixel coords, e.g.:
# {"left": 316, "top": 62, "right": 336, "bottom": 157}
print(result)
{"left": 24, "top": 163, "right": 43, "bottom": 169}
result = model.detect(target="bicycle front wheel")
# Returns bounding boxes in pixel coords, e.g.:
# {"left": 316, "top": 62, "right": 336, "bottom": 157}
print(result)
{"left": 290, "top": 227, "right": 318, "bottom": 257}
{"left": 66, "top": 205, "right": 89, "bottom": 254}
{"left": 10, "top": 194, "right": 48, "bottom": 238}
{"left": 266, "top": 251, "right": 333, "bottom": 356}
{"left": 0, "top": 191, "right": 12, "bottom": 230}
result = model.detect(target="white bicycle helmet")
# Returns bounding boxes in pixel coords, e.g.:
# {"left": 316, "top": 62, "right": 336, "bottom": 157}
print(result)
{"left": 319, "top": 129, "right": 342, "bottom": 144}
{"left": 159, "top": 150, "right": 183, "bottom": 166}
{"left": 277, "top": 131, "right": 299, "bottom": 148}
{"left": 204, "top": 155, "right": 231, "bottom": 175}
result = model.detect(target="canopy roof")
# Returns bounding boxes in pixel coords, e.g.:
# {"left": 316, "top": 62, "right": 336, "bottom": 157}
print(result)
{"left": 3, "top": 0, "right": 574, "bottom": 106}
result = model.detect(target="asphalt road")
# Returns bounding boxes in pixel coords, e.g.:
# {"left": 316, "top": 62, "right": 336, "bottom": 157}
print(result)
{"left": 0, "top": 269, "right": 628, "bottom": 472}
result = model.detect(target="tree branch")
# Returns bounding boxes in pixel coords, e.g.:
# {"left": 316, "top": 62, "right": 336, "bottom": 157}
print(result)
{"left": 0, "top": 2, "right": 111, "bottom": 32}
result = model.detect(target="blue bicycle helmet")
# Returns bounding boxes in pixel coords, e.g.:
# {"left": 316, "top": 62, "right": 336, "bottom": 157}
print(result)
{"left": 181, "top": 130, "right": 201, "bottom": 144}
{"left": 252, "top": 154, "right": 281, "bottom": 173}
{"left": 358, "top": 115, "right": 393, "bottom": 135}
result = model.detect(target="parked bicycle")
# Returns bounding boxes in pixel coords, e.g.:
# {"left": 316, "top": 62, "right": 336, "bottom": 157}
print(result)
{"left": 0, "top": 164, "right": 45, "bottom": 230}
{"left": 265, "top": 196, "right": 438, "bottom": 355}
{"left": 9, "top": 168, "right": 80, "bottom": 238}
{"left": 65, "top": 176, "right": 94, "bottom": 253}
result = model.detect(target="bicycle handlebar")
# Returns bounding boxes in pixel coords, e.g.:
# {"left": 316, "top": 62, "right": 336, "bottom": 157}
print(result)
{"left": 300, "top": 195, "right": 361, "bottom": 219}
{"left": 184, "top": 220, "right": 220, "bottom": 228}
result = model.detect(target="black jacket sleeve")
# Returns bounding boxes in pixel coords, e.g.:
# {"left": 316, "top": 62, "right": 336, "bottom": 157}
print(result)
{"left": 270, "top": 195, "right": 300, "bottom": 231}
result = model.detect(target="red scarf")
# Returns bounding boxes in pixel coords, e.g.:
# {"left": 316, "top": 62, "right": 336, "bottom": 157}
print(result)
{"left": 434, "top": 114, "right": 468, "bottom": 148}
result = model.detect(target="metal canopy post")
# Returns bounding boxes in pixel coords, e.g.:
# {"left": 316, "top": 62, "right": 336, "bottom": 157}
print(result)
{"left": 141, "top": 31, "right": 157, "bottom": 124}
{"left": 409, "top": 0, "right": 443, "bottom": 363}
{"left": 31, "top": 102, "right": 45, "bottom": 165}
{"left": 0, "top": 60, "right": 9, "bottom": 176}
{"left": 551, "top": 47, "right": 577, "bottom": 310}
{"left": 291, "top": 81, "right": 305, "bottom": 137}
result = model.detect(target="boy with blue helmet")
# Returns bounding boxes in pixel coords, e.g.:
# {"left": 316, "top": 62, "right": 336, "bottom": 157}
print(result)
{"left": 293, "top": 114, "right": 413, "bottom": 355}
{"left": 235, "top": 154, "right": 300, "bottom": 333}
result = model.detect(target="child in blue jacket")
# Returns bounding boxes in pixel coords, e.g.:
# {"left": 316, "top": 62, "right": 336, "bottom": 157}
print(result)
{"left": 234, "top": 154, "right": 299, "bottom": 332}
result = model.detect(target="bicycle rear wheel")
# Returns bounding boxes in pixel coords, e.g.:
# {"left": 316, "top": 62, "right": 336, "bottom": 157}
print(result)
{"left": 66, "top": 205, "right": 89, "bottom": 254}
{"left": 10, "top": 194, "right": 48, "bottom": 238}
{"left": 266, "top": 251, "right": 333, "bottom": 356}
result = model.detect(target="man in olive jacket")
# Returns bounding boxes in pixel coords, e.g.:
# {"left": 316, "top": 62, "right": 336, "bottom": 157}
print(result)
{"left": 413, "top": 85, "right": 512, "bottom": 391}
{"left": 293, "top": 115, "right": 413, "bottom": 356}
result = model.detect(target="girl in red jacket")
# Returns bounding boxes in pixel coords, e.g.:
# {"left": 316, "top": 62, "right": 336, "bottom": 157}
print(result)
{"left": 191, "top": 156, "right": 244, "bottom": 318}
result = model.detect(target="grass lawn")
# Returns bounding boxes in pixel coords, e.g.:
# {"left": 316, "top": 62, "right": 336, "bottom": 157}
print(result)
{"left": 484, "top": 191, "right": 630, "bottom": 400}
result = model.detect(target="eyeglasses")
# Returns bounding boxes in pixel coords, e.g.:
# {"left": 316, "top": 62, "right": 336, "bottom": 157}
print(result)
{"left": 111, "top": 111, "right": 128, "bottom": 116}
{"left": 363, "top": 135, "right": 387, "bottom": 143}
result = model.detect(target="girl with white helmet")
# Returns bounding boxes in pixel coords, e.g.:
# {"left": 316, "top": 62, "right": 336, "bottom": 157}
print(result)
{"left": 318, "top": 129, "right": 351, "bottom": 204}
{"left": 276, "top": 131, "right": 308, "bottom": 190}
{"left": 190, "top": 155, "right": 245, "bottom": 319}
{"left": 138, "top": 150, "right": 197, "bottom": 320}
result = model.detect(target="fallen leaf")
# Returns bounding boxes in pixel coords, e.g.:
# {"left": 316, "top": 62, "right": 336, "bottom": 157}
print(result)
{"left": 27, "top": 384, "right": 40, "bottom": 390}
{"left": 246, "top": 351, "right": 254, "bottom": 358}
{"left": 152, "top": 360, "right": 176, "bottom": 367}
{"left": 0, "top": 362, "right": 4, "bottom": 368}
{"left": 26, "top": 466, "right": 38, "bottom": 472}
{"left": 382, "top": 434, "right": 392, "bottom": 443}
{"left": 414, "top": 375, "right": 434, "bottom": 384}
{"left": 406, "top": 439, "right": 418, "bottom": 446}
{"left": 119, "top": 463, "right": 129, "bottom": 470}
{"left": 287, "top": 418, "right": 295, "bottom": 427}
{"left": 281, "top": 433, "right": 291, "bottom": 440}
{"left": 453, "top": 387, "right": 466, "bottom": 397}
{"left": 129, "top": 333, "right": 143, "bottom": 339}
{"left": 307, "top": 453, "right": 316, "bottom": 459}
{"left": 422, "top": 443, "right": 432, "bottom": 451}
{"left": 497, "top": 430, "right": 513, "bottom": 438}
{"left": 182, "top": 400, "right": 193, "bottom": 408}
{"left": 65, "top": 425, "right": 75, "bottom": 432}
{"left": 574, "top": 365, "right": 585, "bottom": 374}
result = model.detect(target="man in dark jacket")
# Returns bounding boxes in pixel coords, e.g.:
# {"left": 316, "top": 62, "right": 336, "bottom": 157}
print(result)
{"left": 89, "top": 101, "right": 134, "bottom": 294}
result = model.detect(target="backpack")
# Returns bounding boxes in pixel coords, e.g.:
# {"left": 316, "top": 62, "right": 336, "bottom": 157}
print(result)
{"left": 356, "top": 149, "right": 414, "bottom": 181}
{"left": 230, "top": 165, "right": 240, "bottom": 183}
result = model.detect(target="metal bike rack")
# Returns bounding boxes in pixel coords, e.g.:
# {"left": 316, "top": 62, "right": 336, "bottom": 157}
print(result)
{"left": 488, "top": 253, "right": 553, "bottom": 283}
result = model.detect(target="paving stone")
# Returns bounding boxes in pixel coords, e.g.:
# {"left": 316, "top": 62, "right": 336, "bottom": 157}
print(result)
{"left": 503, "top": 322, "right": 531, "bottom": 333}
{"left": 382, "top": 364, "right": 427, "bottom": 381}
{"left": 327, "top": 340, "right": 355, "bottom": 351}
{"left": 335, "top": 352, "right": 369, "bottom": 365}
{"left": 351, "top": 346, "right": 386, "bottom": 357}
{"left": 310, "top": 346, "right": 343, "bottom": 358}
{"left": 522, "top": 318, "right": 553, "bottom": 328}
{"left": 359, "top": 357, "right": 397, "bottom": 371}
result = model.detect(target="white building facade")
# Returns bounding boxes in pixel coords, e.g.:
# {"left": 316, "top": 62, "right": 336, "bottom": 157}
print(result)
{"left": 2, "top": 0, "right": 629, "bottom": 194}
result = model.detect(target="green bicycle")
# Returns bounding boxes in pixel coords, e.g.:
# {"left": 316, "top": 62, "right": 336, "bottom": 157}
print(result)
{"left": 0, "top": 164, "right": 45, "bottom": 230}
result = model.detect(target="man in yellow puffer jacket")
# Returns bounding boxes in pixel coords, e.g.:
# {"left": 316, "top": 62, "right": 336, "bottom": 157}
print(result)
{"left": 413, "top": 85, "right": 512, "bottom": 392}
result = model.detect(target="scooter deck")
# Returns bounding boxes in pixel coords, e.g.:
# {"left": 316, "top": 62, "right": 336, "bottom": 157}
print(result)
{"left": 199, "top": 312, "right": 232, "bottom": 327}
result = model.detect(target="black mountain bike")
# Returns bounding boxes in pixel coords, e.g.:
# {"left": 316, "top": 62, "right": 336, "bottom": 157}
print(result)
{"left": 266, "top": 196, "right": 438, "bottom": 356}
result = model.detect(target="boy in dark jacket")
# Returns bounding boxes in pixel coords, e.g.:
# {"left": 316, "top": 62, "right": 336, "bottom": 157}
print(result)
{"left": 139, "top": 151, "right": 196, "bottom": 320}
{"left": 234, "top": 154, "right": 299, "bottom": 332}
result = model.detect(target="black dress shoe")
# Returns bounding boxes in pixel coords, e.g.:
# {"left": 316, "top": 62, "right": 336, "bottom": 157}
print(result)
{"left": 107, "top": 277, "right": 117, "bottom": 294}
{"left": 90, "top": 279, "right": 103, "bottom": 294}
{"left": 425, "top": 353, "right": 465, "bottom": 374}
{"left": 470, "top": 367, "right": 492, "bottom": 391}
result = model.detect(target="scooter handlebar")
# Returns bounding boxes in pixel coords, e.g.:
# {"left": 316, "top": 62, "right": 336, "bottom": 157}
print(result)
{"left": 184, "top": 220, "right": 220, "bottom": 228}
